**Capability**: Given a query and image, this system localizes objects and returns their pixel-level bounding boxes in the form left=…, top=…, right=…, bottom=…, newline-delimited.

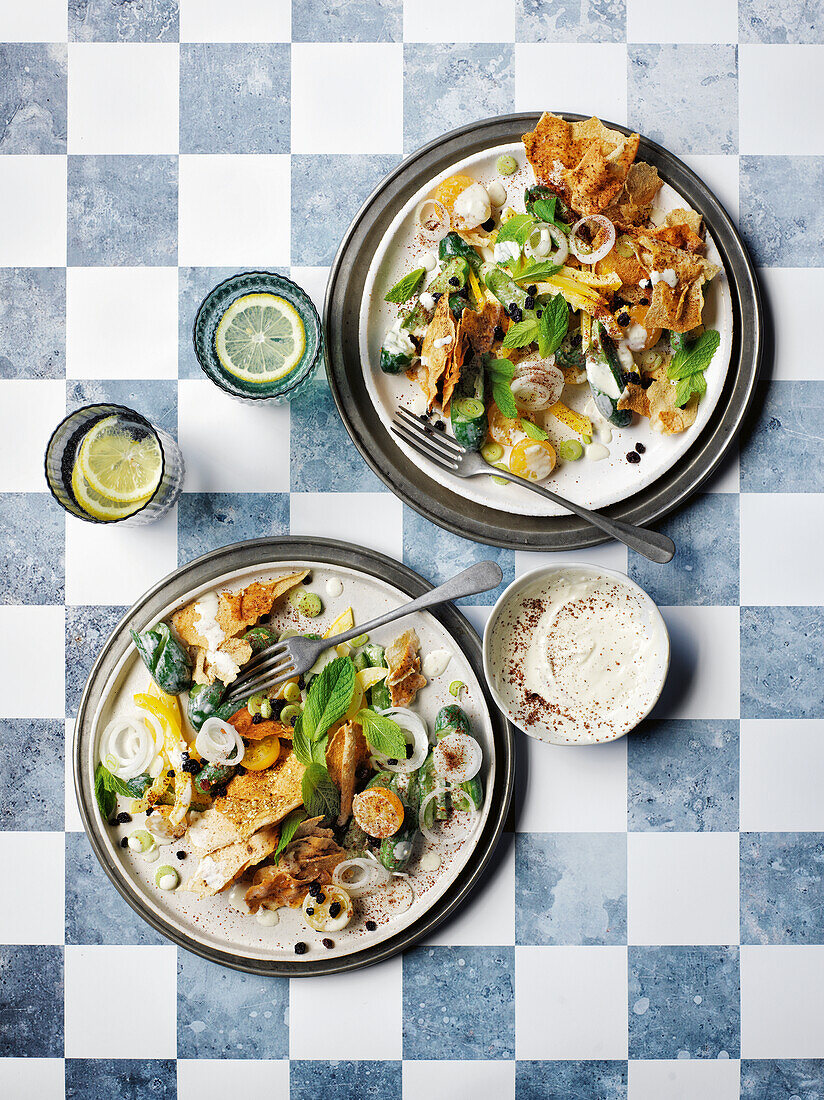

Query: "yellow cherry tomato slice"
left=242, top=734, right=282, bottom=771
left=509, top=439, right=557, bottom=482
left=487, top=404, right=522, bottom=446
left=352, top=786, right=405, bottom=839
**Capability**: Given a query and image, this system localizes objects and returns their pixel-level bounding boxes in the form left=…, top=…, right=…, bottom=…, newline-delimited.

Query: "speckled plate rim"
left=324, top=112, right=763, bottom=550
left=73, top=537, right=515, bottom=977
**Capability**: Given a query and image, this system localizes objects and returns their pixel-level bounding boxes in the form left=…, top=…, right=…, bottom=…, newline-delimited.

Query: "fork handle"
left=490, top=468, right=675, bottom=564
left=327, top=560, right=504, bottom=646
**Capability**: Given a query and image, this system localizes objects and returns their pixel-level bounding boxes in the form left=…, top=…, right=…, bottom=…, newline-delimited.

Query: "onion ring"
left=372, top=707, right=429, bottom=773
left=414, top=198, right=450, bottom=243
left=569, top=214, right=616, bottom=264
left=195, top=717, right=244, bottom=766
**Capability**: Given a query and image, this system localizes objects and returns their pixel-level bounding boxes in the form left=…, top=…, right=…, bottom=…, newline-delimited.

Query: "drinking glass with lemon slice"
left=45, top=404, right=184, bottom=525
left=193, top=271, right=323, bottom=403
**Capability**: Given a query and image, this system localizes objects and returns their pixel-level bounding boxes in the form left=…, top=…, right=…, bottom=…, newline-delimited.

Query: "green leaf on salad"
left=94, top=764, right=116, bottom=820
left=520, top=418, right=549, bottom=441
left=357, top=708, right=407, bottom=759
left=502, top=318, right=539, bottom=349
left=384, top=267, right=426, bottom=304
left=537, top=295, right=569, bottom=358
left=494, top=214, right=535, bottom=248
left=94, top=763, right=151, bottom=818
left=291, top=713, right=313, bottom=766
left=674, top=371, right=708, bottom=409
left=486, top=357, right=516, bottom=381
left=301, top=655, right=356, bottom=745
left=272, top=808, right=306, bottom=864
left=667, top=329, right=720, bottom=380
left=531, top=195, right=559, bottom=225
left=301, top=762, right=341, bottom=820
left=515, top=260, right=562, bottom=283
left=492, top=379, right=519, bottom=420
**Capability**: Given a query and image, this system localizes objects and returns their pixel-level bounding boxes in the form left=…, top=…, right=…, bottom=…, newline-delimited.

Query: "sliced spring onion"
left=569, top=215, right=616, bottom=265
left=283, top=682, right=302, bottom=704
left=373, top=707, right=429, bottom=773
left=332, top=856, right=392, bottom=898
left=480, top=442, right=504, bottom=464
left=449, top=681, right=466, bottom=698
left=496, top=154, right=518, bottom=176
left=559, top=438, right=584, bottom=461
left=155, top=865, right=180, bottom=890
left=280, top=703, right=302, bottom=726
left=195, top=717, right=244, bottom=766
left=349, top=633, right=369, bottom=648
left=433, top=732, right=483, bottom=784
left=414, top=198, right=450, bottom=242
left=491, top=462, right=511, bottom=486
left=127, top=829, right=155, bottom=853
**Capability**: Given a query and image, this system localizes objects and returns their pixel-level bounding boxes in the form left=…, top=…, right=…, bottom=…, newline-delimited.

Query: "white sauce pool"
left=325, top=577, right=344, bottom=598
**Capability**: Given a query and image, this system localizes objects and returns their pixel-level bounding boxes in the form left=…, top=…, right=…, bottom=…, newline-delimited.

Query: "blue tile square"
left=403, top=509, right=514, bottom=606
left=290, top=376, right=385, bottom=491
left=515, top=0, right=626, bottom=42
left=627, top=720, right=739, bottom=832
left=292, top=0, right=402, bottom=41
left=69, top=0, right=179, bottom=42
left=291, top=1061, right=401, bottom=1100
left=741, top=1059, right=824, bottom=1098
left=741, top=606, right=823, bottom=720
left=179, top=44, right=290, bottom=155
left=628, top=946, right=740, bottom=1060
left=628, top=45, right=738, bottom=155
left=291, top=154, right=400, bottom=266
left=403, top=45, right=515, bottom=154
left=177, top=949, right=289, bottom=1059
left=66, top=1059, right=176, bottom=1100
left=0, top=945, right=63, bottom=1057
left=628, top=494, right=739, bottom=606
left=67, top=379, right=178, bottom=441
left=0, top=494, right=65, bottom=605
left=178, top=492, right=290, bottom=565
left=65, top=833, right=166, bottom=946
left=515, top=833, right=627, bottom=946
left=0, top=718, right=64, bottom=831
left=516, top=1060, right=628, bottom=1100
left=740, top=157, right=824, bottom=267
left=741, top=833, right=824, bottom=945
left=740, top=382, right=824, bottom=492
left=0, top=43, right=66, bottom=155
left=0, top=268, right=65, bottom=379
left=403, top=946, right=515, bottom=1059
left=66, top=605, right=127, bottom=717
left=68, top=155, right=178, bottom=267
left=739, top=0, right=824, bottom=43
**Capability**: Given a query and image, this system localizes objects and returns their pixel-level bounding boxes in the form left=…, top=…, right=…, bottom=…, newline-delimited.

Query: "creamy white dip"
left=488, top=568, right=667, bottom=744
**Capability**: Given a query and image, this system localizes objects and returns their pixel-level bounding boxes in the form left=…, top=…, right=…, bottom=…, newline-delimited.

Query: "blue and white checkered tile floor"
left=1, top=0, right=823, bottom=1097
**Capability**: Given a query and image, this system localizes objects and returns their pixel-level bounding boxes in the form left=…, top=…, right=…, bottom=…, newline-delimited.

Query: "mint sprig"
left=272, top=808, right=306, bottom=864
left=357, top=709, right=407, bottom=759
left=502, top=317, right=539, bottom=349
left=486, top=357, right=520, bottom=419
left=495, top=214, right=535, bottom=248
left=667, top=329, right=719, bottom=409
left=514, top=260, right=562, bottom=283
left=537, top=295, right=569, bottom=358
left=301, top=762, right=341, bottom=820
left=384, top=267, right=426, bottom=304
left=520, top=418, right=549, bottom=441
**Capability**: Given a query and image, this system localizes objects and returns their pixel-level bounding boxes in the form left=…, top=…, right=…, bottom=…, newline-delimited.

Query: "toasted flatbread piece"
left=645, top=208, right=704, bottom=253
left=385, top=628, right=427, bottom=708
left=326, top=720, right=370, bottom=824
left=618, top=363, right=699, bottom=435
left=245, top=823, right=347, bottom=912
left=227, top=706, right=293, bottom=743
left=184, top=825, right=279, bottom=898
left=603, top=161, right=662, bottom=228
left=419, top=293, right=455, bottom=408
left=635, top=235, right=719, bottom=334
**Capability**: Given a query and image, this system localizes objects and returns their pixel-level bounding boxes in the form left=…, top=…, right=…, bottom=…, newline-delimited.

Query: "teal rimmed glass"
left=192, top=271, right=323, bottom=404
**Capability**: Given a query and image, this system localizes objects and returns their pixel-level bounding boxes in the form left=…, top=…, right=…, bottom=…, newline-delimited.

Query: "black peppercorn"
left=119, top=837, right=128, bottom=848
left=626, top=451, right=641, bottom=464
left=365, top=920, right=377, bottom=931
left=176, top=851, right=186, bottom=860
left=328, top=902, right=342, bottom=918
left=322, top=938, right=334, bottom=949
left=635, top=442, right=646, bottom=454
left=116, top=812, right=132, bottom=825
left=252, top=713, right=263, bottom=724
left=481, top=217, right=496, bottom=232
left=294, top=942, right=308, bottom=955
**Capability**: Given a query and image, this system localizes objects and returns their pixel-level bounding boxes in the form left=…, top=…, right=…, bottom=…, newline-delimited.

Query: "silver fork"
left=391, top=408, right=675, bottom=564
left=221, top=559, right=503, bottom=703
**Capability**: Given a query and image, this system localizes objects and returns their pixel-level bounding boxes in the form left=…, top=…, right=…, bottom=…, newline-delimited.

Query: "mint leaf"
left=492, top=379, right=519, bottom=420
left=674, top=371, right=707, bottom=408
left=94, top=764, right=116, bottom=820
left=384, top=267, right=426, bottom=304
left=291, top=713, right=313, bottom=766
left=502, top=318, right=539, bottom=349
left=520, top=418, right=548, bottom=441
left=531, top=195, right=557, bottom=223
left=486, top=357, right=516, bottom=382
left=515, top=260, right=562, bottom=283
left=301, top=762, right=340, bottom=820
left=495, top=214, right=535, bottom=248
left=302, top=655, right=355, bottom=744
left=357, top=709, right=407, bottom=758
left=537, top=295, right=569, bottom=358
left=667, top=329, right=720, bottom=380
left=272, top=808, right=306, bottom=864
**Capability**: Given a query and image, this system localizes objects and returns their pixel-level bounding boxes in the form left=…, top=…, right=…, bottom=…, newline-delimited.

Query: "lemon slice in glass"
left=78, top=416, right=163, bottom=504
left=215, top=293, right=306, bottom=384
left=71, top=463, right=152, bottom=522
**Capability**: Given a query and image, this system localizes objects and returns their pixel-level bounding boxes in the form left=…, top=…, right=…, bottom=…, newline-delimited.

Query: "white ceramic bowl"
left=482, top=564, right=670, bottom=746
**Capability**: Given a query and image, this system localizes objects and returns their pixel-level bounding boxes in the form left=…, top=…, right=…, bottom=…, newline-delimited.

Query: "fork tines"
left=391, top=408, right=463, bottom=470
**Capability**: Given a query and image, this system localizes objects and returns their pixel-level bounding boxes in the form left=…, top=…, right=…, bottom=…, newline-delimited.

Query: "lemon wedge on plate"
left=215, top=293, right=306, bottom=384
left=78, top=416, right=163, bottom=505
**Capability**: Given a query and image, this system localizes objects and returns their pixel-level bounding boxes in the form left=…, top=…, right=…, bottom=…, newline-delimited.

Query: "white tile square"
left=288, top=266, right=330, bottom=316
left=740, top=46, right=824, bottom=155
left=178, top=379, right=290, bottom=491
left=0, top=156, right=66, bottom=266
left=515, top=542, right=629, bottom=577
left=628, top=1059, right=740, bottom=1100
left=0, top=833, right=64, bottom=945
left=0, top=1060, right=65, bottom=1100
left=289, top=956, right=402, bottom=1060
left=680, top=155, right=740, bottom=221
left=627, top=0, right=738, bottom=42
left=0, top=607, right=64, bottom=719
left=65, top=718, right=84, bottom=832
left=760, top=268, right=824, bottom=380
left=425, top=834, right=515, bottom=946
left=291, top=44, right=403, bottom=154
left=177, top=1060, right=290, bottom=1100
left=0, top=0, right=67, bottom=40
left=741, top=494, right=824, bottom=605
left=653, top=606, right=740, bottom=720
left=66, top=267, right=178, bottom=379
left=515, top=44, right=627, bottom=125
left=289, top=492, right=403, bottom=561
left=66, top=505, right=177, bottom=605
left=405, top=0, right=515, bottom=41
left=403, top=1060, right=516, bottom=1100
left=627, top=833, right=740, bottom=946
left=518, top=732, right=627, bottom=833
left=740, top=719, right=824, bottom=831
left=68, top=43, right=179, bottom=155
left=65, top=945, right=177, bottom=1057
left=741, top=945, right=824, bottom=1057
left=0, top=380, right=67, bottom=492
left=516, top=945, right=628, bottom=1059
left=178, top=154, right=291, bottom=266
left=179, top=0, right=291, bottom=41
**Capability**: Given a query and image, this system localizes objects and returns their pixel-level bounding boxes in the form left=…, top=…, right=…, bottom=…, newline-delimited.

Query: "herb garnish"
left=667, top=329, right=720, bottom=408
left=292, top=654, right=356, bottom=817
left=357, top=708, right=407, bottom=758
left=384, top=267, right=426, bottom=304
left=537, top=294, right=569, bottom=358
left=271, top=807, right=306, bottom=864
left=94, top=763, right=151, bottom=819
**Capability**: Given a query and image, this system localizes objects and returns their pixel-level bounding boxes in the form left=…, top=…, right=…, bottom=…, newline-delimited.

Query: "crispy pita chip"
left=441, top=312, right=470, bottom=414
left=635, top=235, right=719, bottom=334
left=522, top=113, right=640, bottom=217
left=419, top=293, right=456, bottom=408
left=227, top=706, right=292, bottom=743
left=456, top=226, right=493, bottom=250
left=385, top=629, right=427, bottom=708
left=461, top=300, right=506, bottom=354
left=216, top=574, right=308, bottom=637
left=245, top=821, right=346, bottom=912
left=326, top=720, right=370, bottom=825
left=646, top=208, right=705, bottom=253
left=617, top=364, right=699, bottom=435
left=184, top=825, right=279, bottom=898
left=603, top=161, right=662, bottom=228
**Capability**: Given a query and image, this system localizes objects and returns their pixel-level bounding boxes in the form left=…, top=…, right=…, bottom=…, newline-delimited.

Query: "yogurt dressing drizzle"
left=193, top=592, right=236, bottom=683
